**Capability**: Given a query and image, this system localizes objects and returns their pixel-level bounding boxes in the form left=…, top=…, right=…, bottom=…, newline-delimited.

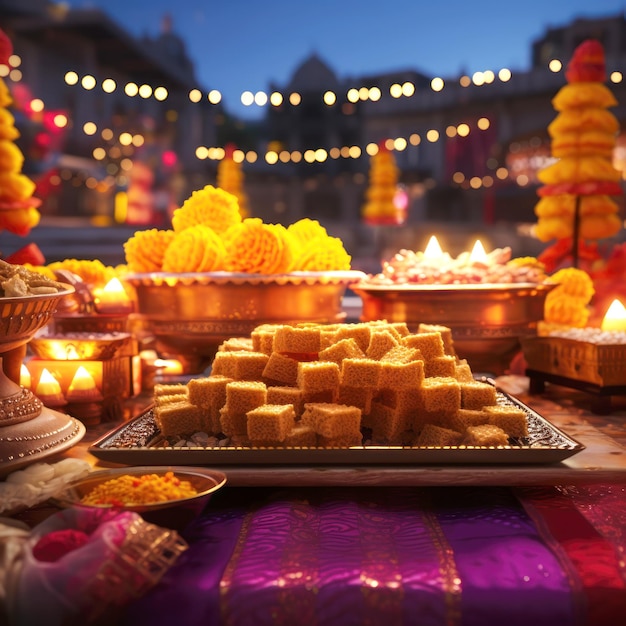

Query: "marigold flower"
left=549, top=267, right=595, bottom=301
left=293, top=235, right=352, bottom=271
left=223, top=218, right=286, bottom=274
left=124, top=228, right=176, bottom=273
left=287, top=218, right=329, bottom=246
left=172, top=184, right=242, bottom=234
left=47, top=258, right=116, bottom=287
left=162, top=224, right=226, bottom=273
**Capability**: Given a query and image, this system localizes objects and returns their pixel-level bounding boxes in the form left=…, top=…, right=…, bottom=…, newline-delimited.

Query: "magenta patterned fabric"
left=119, top=485, right=626, bottom=626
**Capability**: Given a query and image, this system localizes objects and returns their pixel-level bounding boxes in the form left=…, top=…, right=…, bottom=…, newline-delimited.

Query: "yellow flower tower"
left=217, top=144, right=249, bottom=218
left=534, top=39, right=623, bottom=266
left=362, top=141, right=402, bottom=225
left=0, top=28, right=41, bottom=238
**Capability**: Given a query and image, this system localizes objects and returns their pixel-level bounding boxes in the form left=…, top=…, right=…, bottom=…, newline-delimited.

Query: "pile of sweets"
left=367, top=246, right=547, bottom=285
left=123, top=185, right=351, bottom=274
left=534, top=39, right=623, bottom=242
left=152, top=321, right=529, bottom=448
left=0, top=258, right=67, bottom=297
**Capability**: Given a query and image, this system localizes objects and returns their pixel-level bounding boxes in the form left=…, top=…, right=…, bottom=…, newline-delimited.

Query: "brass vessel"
left=352, top=282, right=555, bottom=374
left=123, top=271, right=366, bottom=372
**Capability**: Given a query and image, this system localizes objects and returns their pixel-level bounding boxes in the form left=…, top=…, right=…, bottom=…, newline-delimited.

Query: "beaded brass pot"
left=0, top=286, right=85, bottom=476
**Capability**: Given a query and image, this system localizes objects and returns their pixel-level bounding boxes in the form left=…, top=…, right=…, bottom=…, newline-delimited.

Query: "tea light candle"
left=35, top=368, right=67, bottom=407
left=423, top=235, right=445, bottom=260
left=66, top=365, right=103, bottom=403
left=601, top=298, right=626, bottom=332
left=94, top=277, right=133, bottom=315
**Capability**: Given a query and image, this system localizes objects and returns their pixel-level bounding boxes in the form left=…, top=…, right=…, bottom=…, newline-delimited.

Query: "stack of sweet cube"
left=152, top=321, right=529, bottom=448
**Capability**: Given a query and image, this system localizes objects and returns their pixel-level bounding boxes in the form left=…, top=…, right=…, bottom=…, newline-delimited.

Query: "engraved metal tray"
left=90, top=390, right=584, bottom=467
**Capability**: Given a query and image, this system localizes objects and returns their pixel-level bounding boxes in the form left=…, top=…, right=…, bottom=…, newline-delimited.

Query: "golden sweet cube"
left=454, top=360, right=474, bottom=382
left=262, top=352, right=299, bottom=385
left=378, top=359, right=425, bottom=390
left=318, top=337, right=365, bottom=365
left=418, top=324, right=455, bottom=356
left=267, top=385, right=304, bottom=417
left=462, top=424, right=510, bottom=446
left=425, top=355, right=457, bottom=378
left=187, top=376, right=213, bottom=408
left=154, top=383, right=188, bottom=398
left=155, top=392, right=188, bottom=408
left=247, top=404, right=296, bottom=442
left=211, top=351, right=238, bottom=378
left=273, top=325, right=321, bottom=354
left=284, top=424, right=317, bottom=447
left=302, top=389, right=336, bottom=404
left=300, top=402, right=361, bottom=438
left=402, top=332, right=445, bottom=360
left=484, top=405, right=529, bottom=438
left=420, top=377, right=461, bottom=413
left=414, top=423, right=463, bottom=447
left=297, top=360, right=341, bottom=393
left=251, top=324, right=283, bottom=355
left=368, top=401, right=405, bottom=443
left=381, top=344, right=423, bottom=364
left=340, top=358, right=382, bottom=388
left=332, top=323, right=373, bottom=352
left=336, top=384, right=373, bottom=414
left=376, top=387, right=421, bottom=425
left=460, top=381, right=498, bottom=410
left=230, top=351, right=270, bottom=381
left=218, top=337, right=254, bottom=352
left=224, top=380, right=267, bottom=415
left=366, top=330, right=399, bottom=360
left=192, top=375, right=233, bottom=434
left=156, top=401, right=203, bottom=437
left=219, top=407, right=248, bottom=437
left=445, top=408, right=491, bottom=433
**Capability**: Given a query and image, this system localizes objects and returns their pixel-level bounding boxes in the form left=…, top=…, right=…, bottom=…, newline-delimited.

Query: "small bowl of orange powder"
left=52, top=466, right=227, bottom=530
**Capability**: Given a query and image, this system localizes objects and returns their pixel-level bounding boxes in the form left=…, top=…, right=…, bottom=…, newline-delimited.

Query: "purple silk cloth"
left=120, top=486, right=580, bottom=626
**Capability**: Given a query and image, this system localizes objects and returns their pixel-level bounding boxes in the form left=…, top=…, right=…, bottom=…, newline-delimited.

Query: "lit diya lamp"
left=34, top=368, right=67, bottom=408
left=94, top=277, right=134, bottom=315
left=601, top=298, right=626, bottom=333
left=65, top=365, right=104, bottom=424
left=352, top=236, right=554, bottom=374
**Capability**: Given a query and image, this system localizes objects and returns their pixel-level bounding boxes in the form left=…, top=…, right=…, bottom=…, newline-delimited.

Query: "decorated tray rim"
left=122, top=270, right=367, bottom=287
left=89, top=391, right=585, bottom=467
left=351, top=282, right=553, bottom=294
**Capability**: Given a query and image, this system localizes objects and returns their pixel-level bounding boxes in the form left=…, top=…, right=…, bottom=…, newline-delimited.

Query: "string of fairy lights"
left=2, top=53, right=625, bottom=193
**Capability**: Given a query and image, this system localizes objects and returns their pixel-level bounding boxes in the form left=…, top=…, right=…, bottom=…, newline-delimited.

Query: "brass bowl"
left=0, top=284, right=75, bottom=354
left=123, top=271, right=366, bottom=372
left=51, top=465, right=227, bottom=531
left=352, top=282, right=555, bottom=374
left=29, top=331, right=137, bottom=361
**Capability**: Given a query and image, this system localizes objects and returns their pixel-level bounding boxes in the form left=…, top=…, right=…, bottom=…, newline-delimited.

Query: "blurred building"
left=0, top=0, right=219, bottom=224
left=0, top=2, right=625, bottom=260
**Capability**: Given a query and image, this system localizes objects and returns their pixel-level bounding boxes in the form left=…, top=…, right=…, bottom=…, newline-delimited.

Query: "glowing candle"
left=423, top=235, right=444, bottom=260
left=20, top=364, right=31, bottom=389
left=601, top=298, right=626, bottom=332
left=67, top=365, right=103, bottom=403
left=95, top=277, right=133, bottom=314
left=469, top=240, right=488, bottom=264
left=154, top=358, right=184, bottom=375
left=35, top=368, right=66, bottom=407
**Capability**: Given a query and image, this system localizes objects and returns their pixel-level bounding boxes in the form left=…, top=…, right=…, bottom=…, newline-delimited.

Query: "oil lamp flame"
left=469, top=240, right=488, bottom=264
left=601, top=298, right=626, bottom=332
left=423, top=235, right=444, bottom=260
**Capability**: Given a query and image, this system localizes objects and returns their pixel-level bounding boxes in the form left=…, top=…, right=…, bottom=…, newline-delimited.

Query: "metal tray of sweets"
left=89, top=390, right=584, bottom=469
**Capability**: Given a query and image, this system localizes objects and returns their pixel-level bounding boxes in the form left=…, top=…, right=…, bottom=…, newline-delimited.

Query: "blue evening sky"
left=64, top=0, right=626, bottom=118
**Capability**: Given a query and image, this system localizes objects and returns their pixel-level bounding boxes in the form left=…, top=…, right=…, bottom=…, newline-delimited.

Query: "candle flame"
left=601, top=298, right=626, bottom=332
left=154, top=358, right=184, bottom=375
left=68, top=365, right=97, bottom=391
left=103, top=277, right=127, bottom=295
left=20, top=364, right=31, bottom=389
left=469, top=239, right=488, bottom=263
left=423, top=235, right=444, bottom=260
left=36, top=368, right=62, bottom=395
